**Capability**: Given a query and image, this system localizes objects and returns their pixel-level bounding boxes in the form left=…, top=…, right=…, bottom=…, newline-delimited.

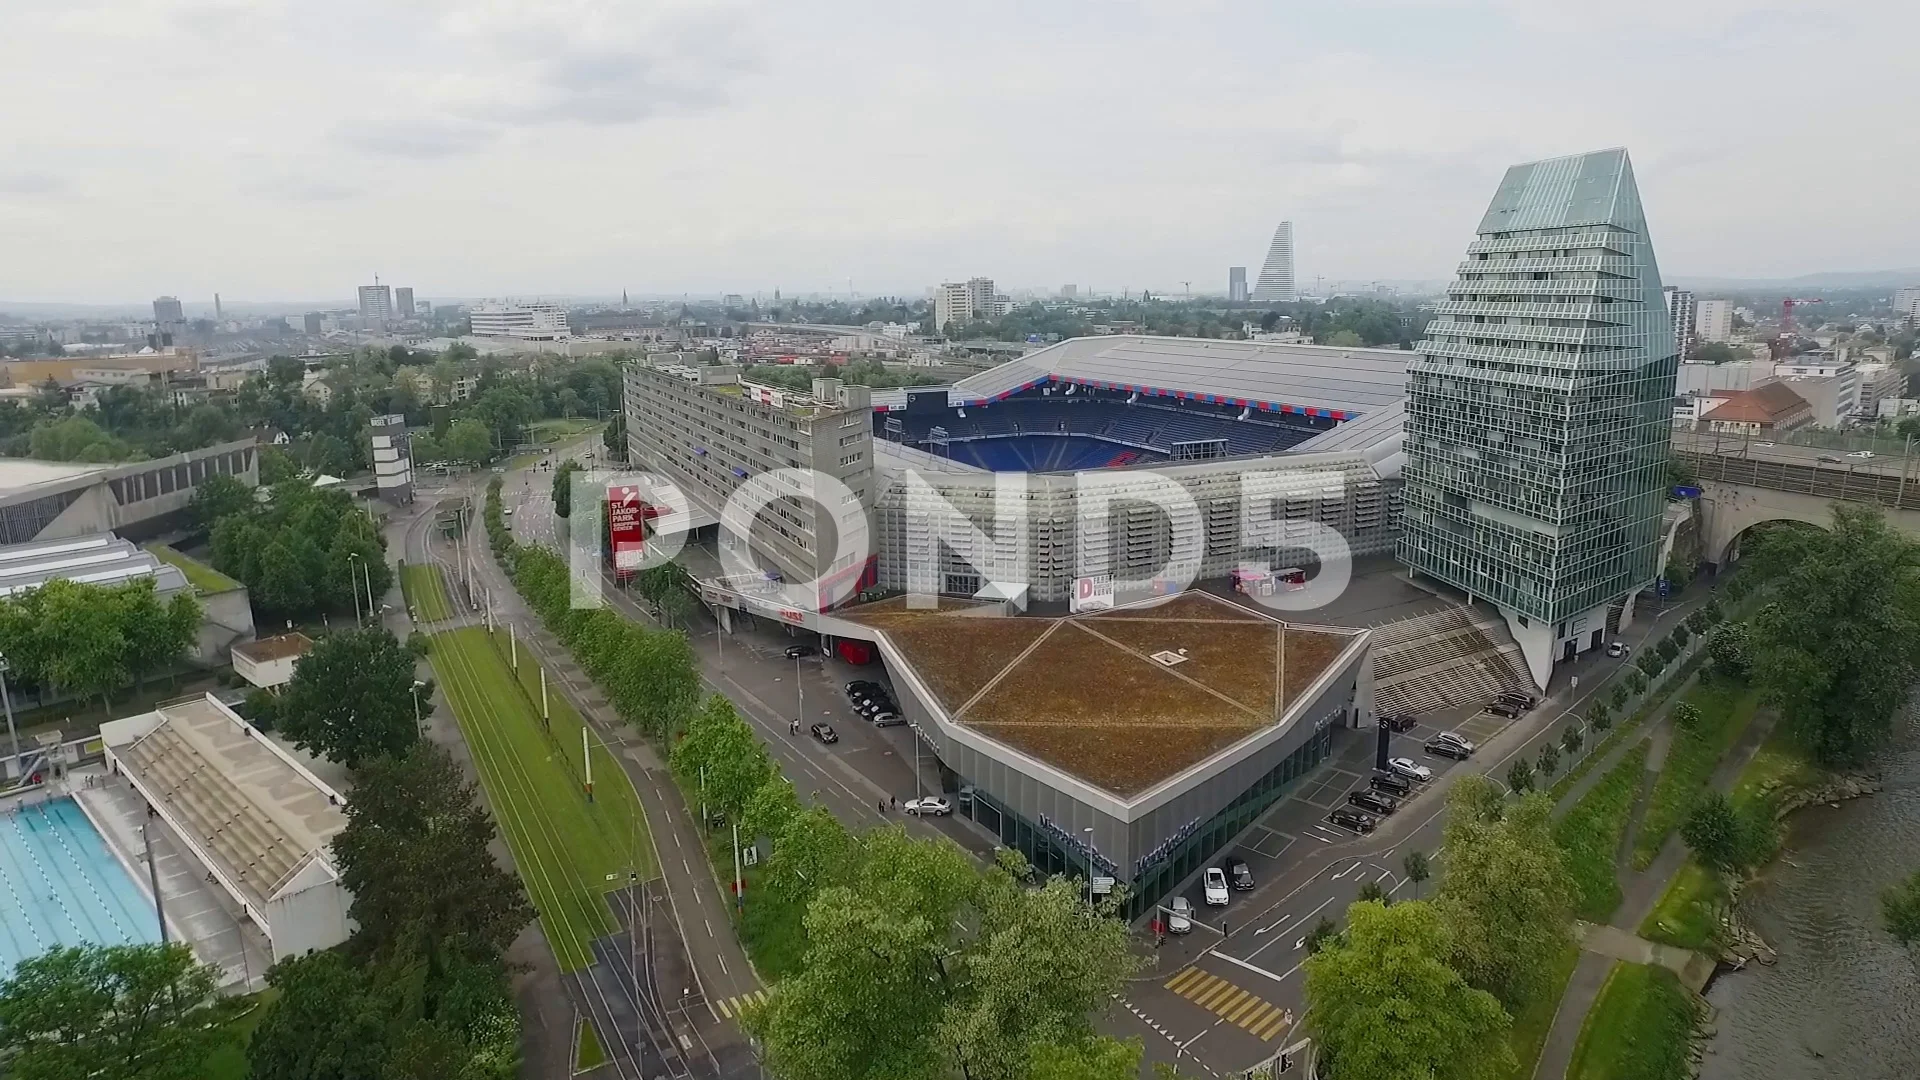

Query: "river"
left=1699, top=704, right=1920, bottom=1079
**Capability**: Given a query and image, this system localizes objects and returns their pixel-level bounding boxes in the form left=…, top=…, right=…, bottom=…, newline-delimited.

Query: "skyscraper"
left=1398, top=148, right=1677, bottom=687
left=1663, top=286, right=1696, bottom=359
left=395, top=287, right=415, bottom=317
left=358, top=284, right=393, bottom=319
left=1694, top=299, right=1733, bottom=343
left=152, top=296, right=183, bottom=324
left=1228, top=266, right=1249, bottom=303
left=1251, top=223, right=1295, bottom=302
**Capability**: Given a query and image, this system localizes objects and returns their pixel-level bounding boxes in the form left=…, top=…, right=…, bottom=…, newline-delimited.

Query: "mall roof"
left=0, top=534, right=188, bottom=598
left=840, top=591, right=1359, bottom=797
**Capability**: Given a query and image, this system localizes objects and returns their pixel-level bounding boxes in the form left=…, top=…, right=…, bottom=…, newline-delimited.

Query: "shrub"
left=1672, top=702, right=1702, bottom=731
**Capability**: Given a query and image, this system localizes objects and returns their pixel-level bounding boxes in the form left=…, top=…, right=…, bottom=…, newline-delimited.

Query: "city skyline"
left=1, top=1, right=1914, bottom=303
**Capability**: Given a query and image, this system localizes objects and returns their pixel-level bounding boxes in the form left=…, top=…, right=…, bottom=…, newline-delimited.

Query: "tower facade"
left=1251, top=222, right=1295, bottom=302
left=1228, top=266, right=1248, bottom=303
left=1398, top=148, right=1677, bottom=687
left=1663, top=286, right=1696, bottom=360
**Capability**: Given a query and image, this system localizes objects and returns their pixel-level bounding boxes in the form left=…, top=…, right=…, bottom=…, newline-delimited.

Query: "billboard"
left=1070, top=573, right=1115, bottom=613
left=608, top=484, right=646, bottom=572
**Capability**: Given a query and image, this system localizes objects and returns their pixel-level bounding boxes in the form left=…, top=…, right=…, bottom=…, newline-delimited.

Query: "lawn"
left=530, top=417, right=605, bottom=442
left=145, top=542, right=243, bottom=595
left=1631, top=677, right=1761, bottom=869
left=1505, top=944, right=1581, bottom=1080
left=202, top=988, right=279, bottom=1080
left=575, top=1015, right=608, bottom=1071
left=1567, top=962, right=1700, bottom=1080
left=1555, top=740, right=1651, bottom=922
left=431, top=626, right=656, bottom=972
left=402, top=562, right=456, bottom=623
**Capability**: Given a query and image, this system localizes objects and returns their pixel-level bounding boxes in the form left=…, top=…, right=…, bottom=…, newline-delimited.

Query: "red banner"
left=608, top=485, right=645, bottom=571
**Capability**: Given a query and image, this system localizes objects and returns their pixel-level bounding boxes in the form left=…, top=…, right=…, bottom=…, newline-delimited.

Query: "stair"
left=1372, top=604, right=1534, bottom=716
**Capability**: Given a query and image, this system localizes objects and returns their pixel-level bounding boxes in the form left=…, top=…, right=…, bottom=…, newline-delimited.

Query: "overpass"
left=1672, top=430, right=1920, bottom=565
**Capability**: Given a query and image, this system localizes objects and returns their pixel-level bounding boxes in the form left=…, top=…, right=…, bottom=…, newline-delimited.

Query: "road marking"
left=1207, top=949, right=1293, bottom=986
left=1162, top=966, right=1293, bottom=1041
left=714, top=989, right=768, bottom=1019
left=704, top=919, right=713, bottom=938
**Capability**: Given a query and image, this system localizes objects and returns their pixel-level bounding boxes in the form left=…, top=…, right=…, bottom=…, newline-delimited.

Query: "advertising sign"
left=1070, top=574, right=1115, bottom=614
left=608, top=484, right=646, bottom=572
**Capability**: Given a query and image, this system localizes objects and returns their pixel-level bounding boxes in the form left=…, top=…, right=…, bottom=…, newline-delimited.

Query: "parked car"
left=1606, top=640, right=1630, bottom=658
left=845, top=680, right=884, bottom=696
left=1387, top=757, right=1433, bottom=782
left=1485, top=702, right=1520, bottom=719
left=869, top=711, right=906, bottom=728
left=1370, top=771, right=1412, bottom=797
left=1228, top=859, right=1254, bottom=891
left=1495, top=691, right=1536, bottom=711
left=1327, top=807, right=1377, bottom=833
left=1818, top=454, right=1841, bottom=463
left=1434, top=731, right=1475, bottom=753
left=905, top=796, right=952, bottom=816
left=1167, top=896, right=1194, bottom=934
left=809, top=722, right=838, bottom=744
left=1424, top=738, right=1473, bottom=761
left=1203, top=867, right=1230, bottom=906
left=1381, top=713, right=1419, bottom=732
left=1348, top=789, right=1400, bottom=815
left=784, top=643, right=818, bottom=659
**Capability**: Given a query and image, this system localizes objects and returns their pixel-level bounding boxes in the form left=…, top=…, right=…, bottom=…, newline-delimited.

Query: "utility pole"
left=143, top=811, right=168, bottom=943
left=0, top=653, right=17, bottom=767
left=583, top=726, right=594, bottom=802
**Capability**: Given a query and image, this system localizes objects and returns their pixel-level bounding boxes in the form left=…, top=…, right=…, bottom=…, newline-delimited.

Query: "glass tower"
left=1398, top=148, right=1676, bottom=683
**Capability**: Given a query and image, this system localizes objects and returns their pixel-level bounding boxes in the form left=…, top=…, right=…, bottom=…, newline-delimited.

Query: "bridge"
left=1672, top=430, right=1920, bottom=565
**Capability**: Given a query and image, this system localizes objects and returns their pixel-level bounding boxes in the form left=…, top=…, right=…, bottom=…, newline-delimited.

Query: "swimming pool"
left=0, top=798, right=162, bottom=979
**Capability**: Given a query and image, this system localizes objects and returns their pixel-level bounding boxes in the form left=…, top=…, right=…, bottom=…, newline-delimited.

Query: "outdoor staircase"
left=1371, top=604, right=1534, bottom=717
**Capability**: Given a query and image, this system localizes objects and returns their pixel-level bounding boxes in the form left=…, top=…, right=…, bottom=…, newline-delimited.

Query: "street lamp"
left=411, top=680, right=427, bottom=738
left=347, top=553, right=364, bottom=626
left=0, top=652, right=17, bottom=770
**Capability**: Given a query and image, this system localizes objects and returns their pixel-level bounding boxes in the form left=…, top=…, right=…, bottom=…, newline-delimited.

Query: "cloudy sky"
left=1, top=0, right=1913, bottom=305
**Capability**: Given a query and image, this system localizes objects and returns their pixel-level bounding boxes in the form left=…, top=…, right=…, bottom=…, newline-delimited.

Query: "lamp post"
left=411, top=680, right=426, bottom=738
left=1083, top=827, right=1097, bottom=909
left=347, top=553, right=364, bottom=625
left=0, top=653, right=16, bottom=769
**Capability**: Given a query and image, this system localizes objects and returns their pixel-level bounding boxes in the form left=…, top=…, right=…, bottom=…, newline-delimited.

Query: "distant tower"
left=1228, top=267, right=1248, bottom=303
left=214, top=293, right=223, bottom=320
left=358, top=279, right=393, bottom=319
left=1251, top=223, right=1296, bottom=302
left=622, top=289, right=629, bottom=307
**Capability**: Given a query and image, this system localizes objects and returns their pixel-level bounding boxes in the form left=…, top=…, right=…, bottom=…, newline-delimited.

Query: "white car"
left=1387, top=757, right=1433, bottom=782
left=1606, top=640, right=1630, bottom=658
left=1433, top=731, right=1476, bottom=754
left=904, top=797, right=951, bottom=817
left=1203, top=867, right=1230, bottom=906
left=1754, top=442, right=1774, bottom=448
left=1848, top=450, right=1875, bottom=459
left=1167, top=896, right=1194, bottom=934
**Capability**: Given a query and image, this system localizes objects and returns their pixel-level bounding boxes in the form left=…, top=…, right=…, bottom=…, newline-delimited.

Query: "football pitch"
left=430, top=626, right=657, bottom=971
left=402, top=563, right=456, bottom=623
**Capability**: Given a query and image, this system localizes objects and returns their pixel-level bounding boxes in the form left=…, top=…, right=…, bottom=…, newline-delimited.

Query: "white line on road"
left=704, top=919, right=714, bottom=938
left=1207, top=948, right=1293, bottom=985
left=1246, top=897, right=1336, bottom=961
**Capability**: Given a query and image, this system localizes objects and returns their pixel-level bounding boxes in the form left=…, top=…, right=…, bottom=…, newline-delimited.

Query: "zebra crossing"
left=714, top=989, right=769, bottom=1019
left=1163, top=967, right=1293, bottom=1041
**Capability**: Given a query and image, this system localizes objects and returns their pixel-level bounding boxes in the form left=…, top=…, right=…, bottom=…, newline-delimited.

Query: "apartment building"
left=1695, top=299, right=1733, bottom=343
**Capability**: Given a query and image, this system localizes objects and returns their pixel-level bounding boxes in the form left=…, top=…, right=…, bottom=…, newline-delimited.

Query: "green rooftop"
left=146, top=543, right=243, bottom=595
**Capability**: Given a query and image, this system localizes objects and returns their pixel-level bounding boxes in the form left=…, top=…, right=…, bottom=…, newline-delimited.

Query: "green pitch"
left=402, top=563, right=457, bottom=623
left=431, top=626, right=656, bottom=971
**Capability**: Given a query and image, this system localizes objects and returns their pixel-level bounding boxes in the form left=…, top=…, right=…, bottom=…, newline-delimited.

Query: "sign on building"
left=1070, top=573, right=1115, bottom=613
left=608, top=484, right=647, bottom=572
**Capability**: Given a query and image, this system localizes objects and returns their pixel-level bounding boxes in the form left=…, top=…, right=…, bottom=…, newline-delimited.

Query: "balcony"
left=1465, top=232, right=1636, bottom=256
left=1456, top=256, right=1636, bottom=276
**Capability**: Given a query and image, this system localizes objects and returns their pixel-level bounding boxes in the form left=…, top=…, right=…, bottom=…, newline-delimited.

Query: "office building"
left=152, top=296, right=184, bottom=325
left=1229, top=267, right=1249, bottom=303
left=934, top=278, right=1000, bottom=332
left=1663, top=286, right=1697, bottom=359
left=357, top=284, right=393, bottom=320
left=1399, top=148, right=1677, bottom=687
left=1695, top=298, right=1733, bottom=343
left=394, top=288, right=415, bottom=317
left=468, top=301, right=569, bottom=341
left=1251, top=222, right=1296, bottom=302
left=1772, top=360, right=1860, bottom=427
left=1854, top=362, right=1905, bottom=418
left=302, top=312, right=323, bottom=335
left=1896, top=287, right=1920, bottom=326
left=368, top=414, right=413, bottom=505
left=1060, top=285, right=1077, bottom=299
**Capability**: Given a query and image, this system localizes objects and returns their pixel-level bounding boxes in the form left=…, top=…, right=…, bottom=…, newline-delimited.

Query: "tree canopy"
left=208, top=480, right=392, bottom=621
left=1434, top=779, right=1574, bottom=1010
left=0, top=577, right=198, bottom=707
left=0, top=943, right=236, bottom=1080
left=276, top=625, right=421, bottom=768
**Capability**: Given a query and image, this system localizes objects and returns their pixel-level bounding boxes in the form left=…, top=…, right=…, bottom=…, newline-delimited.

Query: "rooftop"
left=232, top=632, right=315, bottom=664
left=0, top=534, right=188, bottom=598
left=843, top=591, right=1355, bottom=796
left=0, top=458, right=105, bottom=496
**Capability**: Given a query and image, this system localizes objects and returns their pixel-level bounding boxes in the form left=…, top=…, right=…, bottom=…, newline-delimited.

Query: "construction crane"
left=1781, top=297, right=1824, bottom=334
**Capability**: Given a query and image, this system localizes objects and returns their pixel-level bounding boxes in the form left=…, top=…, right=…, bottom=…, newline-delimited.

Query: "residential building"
left=1853, top=362, right=1905, bottom=418
left=934, top=281, right=975, bottom=334
left=152, top=296, right=184, bottom=325
left=1704, top=382, right=1812, bottom=435
left=394, top=288, right=415, bottom=317
left=1251, top=222, right=1296, bottom=302
left=302, top=312, right=323, bottom=334
left=152, top=295, right=184, bottom=347
left=469, top=301, right=570, bottom=341
left=1897, top=287, right=1920, bottom=326
left=1228, top=266, right=1249, bottom=303
left=368, top=414, right=413, bottom=505
left=1663, top=286, right=1697, bottom=359
left=1695, top=298, right=1733, bottom=342
left=357, top=284, right=393, bottom=320
left=1399, top=148, right=1677, bottom=687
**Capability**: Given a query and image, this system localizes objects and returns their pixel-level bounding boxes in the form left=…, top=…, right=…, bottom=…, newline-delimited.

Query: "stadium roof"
left=899, top=336, right=1411, bottom=421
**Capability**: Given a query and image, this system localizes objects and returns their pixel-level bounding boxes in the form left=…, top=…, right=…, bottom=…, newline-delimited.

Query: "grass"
left=1550, top=653, right=1707, bottom=801
left=145, top=542, right=243, bottom=594
left=574, top=1015, right=608, bottom=1072
left=201, top=988, right=280, bottom=1080
left=431, top=626, right=656, bottom=971
left=1505, top=944, right=1581, bottom=1080
left=1631, top=677, right=1762, bottom=869
left=680, top=773, right=810, bottom=982
left=530, top=417, right=605, bottom=442
left=1566, top=962, right=1700, bottom=1080
left=402, top=562, right=456, bottom=623
left=1555, top=740, right=1651, bottom=922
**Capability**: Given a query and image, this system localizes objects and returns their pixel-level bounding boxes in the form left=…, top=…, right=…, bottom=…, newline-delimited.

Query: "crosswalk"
left=1163, top=967, right=1293, bottom=1041
left=715, top=989, right=769, bottom=1019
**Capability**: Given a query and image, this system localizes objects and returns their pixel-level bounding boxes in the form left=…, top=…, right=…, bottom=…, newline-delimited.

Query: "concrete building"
left=232, top=632, right=314, bottom=690
left=1896, top=287, right=1920, bottom=327
left=934, top=279, right=1002, bottom=333
left=1703, top=382, right=1812, bottom=435
left=394, top=287, right=415, bottom=317
left=1854, top=362, right=1906, bottom=418
left=1664, top=286, right=1697, bottom=359
left=623, top=363, right=876, bottom=604
left=1228, top=266, right=1249, bottom=303
left=357, top=285, right=393, bottom=320
left=1695, top=298, right=1734, bottom=343
left=469, top=301, right=570, bottom=341
left=302, top=312, right=323, bottom=334
left=1060, top=285, right=1077, bottom=299
left=0, top=439, right=258, bottom=547
left=1773, top=362, right=1860, bottom=428
left=1399, top=148, right=1677, bottom=687
left=368, top=413, right=413, bottom=504
left=1677, top=359, right=1771, bottom=396
left=1251, top=222, right=1296, bottom=302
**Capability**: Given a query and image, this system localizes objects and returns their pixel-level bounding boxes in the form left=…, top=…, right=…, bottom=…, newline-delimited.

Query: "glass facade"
left=1399, top=149, right=1677, bottom=625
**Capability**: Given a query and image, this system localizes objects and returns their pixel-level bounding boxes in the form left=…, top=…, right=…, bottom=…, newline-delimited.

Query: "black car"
left=1380, top=713, right=1419, bottom=733
left=1495, top=691, right=1535, bottom=711
left=785, top=643, right=818, bottom=659
left=1485, top=701, right=1520, bottom=719
left=855, top=696, right=898, bottom=717
left=845, top=680, right=884, bottom=696
left=1369, top=771, right=1412, bottom=797
left=1228, top=859, right=1254, bottom=891
left=1327, top=807, right=1377, bottom=833
left=1424, top=738, right=1473, bottom=760
left=1348, top=789, right=1399, bottom=815
left=810, top=722, right=838, bottom=744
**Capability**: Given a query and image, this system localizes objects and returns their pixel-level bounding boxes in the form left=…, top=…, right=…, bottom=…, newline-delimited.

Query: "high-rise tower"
left=1251, top=222, right=1295, bottom=302
left=1398, top=148, right=1677, bottom=687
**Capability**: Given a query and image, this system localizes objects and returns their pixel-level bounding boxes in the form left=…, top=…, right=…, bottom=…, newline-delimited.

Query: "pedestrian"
left=890, top=794, right=898, bottom=810
left=878, top=799, right=886, bottom=813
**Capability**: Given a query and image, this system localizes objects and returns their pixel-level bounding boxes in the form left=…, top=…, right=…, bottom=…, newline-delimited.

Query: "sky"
left=1, top=0, right=1914, bottom=306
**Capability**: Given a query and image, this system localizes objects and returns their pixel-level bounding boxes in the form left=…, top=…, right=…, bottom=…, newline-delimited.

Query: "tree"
left=116, top=581, right=199, bottom=688
left=331, top=742, right=533, bottom=958
left=1403, top=850, right=1431, bottom=898
left=0, top=943, right=233, bottom=1080
left=1506, top=758, right=1535, bottom=795
left=277, top=626, right=420, bottom=768
left=1304, top=915, right=1340, bottom=954
left=444, top=417, right=493, bottom=465
left=1561, top=725, right=1584, bottom=757
left=1624, top=670, right=1648, bottom=697
left=1590, top=701, right=1614, bottom=733
left=1672, top=625, right=1691, bottom=649
left=36, top=577, right=131, bottom=707
left=1680, top=791, right=1747, bottom=873
left=670, top=695, right=774, bottom=822
left=1883, top=869, right=1920, bottom=946
left=603, top=411, right=627, bottom=461
left=189, top=473, right=254, bottom=530
left=1028, top=1037, right=1143, bottom=1080
left=1304, top=900, right=1513, bottom=1080
left=1707, top=621, right=1752, bottom=679
left=1536, top=742, right=1560, bottom=779
left=259, top=445, right=300, bottom=484
left=1610, top=683, right=1631, bottom=711
left=1655, top=636, right=1680, bottom=663
left=1746, top=505, right=1920, bottom=765
left=1355, top=879, right=1388, bottom=905
left=247, top=949, right=394, bottom=1080
left=1435, top=788, right=1574, bottom=1010
left=551, top=458, right=582, bottom=521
